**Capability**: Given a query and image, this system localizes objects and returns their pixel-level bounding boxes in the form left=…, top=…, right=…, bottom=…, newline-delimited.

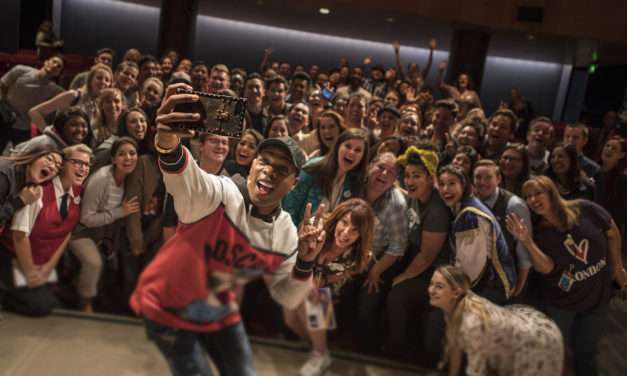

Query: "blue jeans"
left=545, top=303, right=608, bottom=376
left=144, top=319, right=256, bottom=376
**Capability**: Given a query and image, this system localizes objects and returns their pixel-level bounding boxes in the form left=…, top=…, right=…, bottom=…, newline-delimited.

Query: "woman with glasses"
left=506, top=175, right=627, bottom=375
left=0, top=144, right=91, bottom=316
left=68, top=138, right=140, bottom=312
left=499, top=143, right=530, bottom=197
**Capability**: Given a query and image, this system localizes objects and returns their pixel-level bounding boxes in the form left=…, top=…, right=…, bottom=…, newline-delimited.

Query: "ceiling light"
left=319, top=8, right=330, bottom=15
left=527, top=34, right=535, bottom=40
left=386, top=17, right=395, bottom=23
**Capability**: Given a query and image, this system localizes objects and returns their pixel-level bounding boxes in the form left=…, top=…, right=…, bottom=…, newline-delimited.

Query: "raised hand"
left=392, top=40, right=401, bottom=53
left=264, top=47, right=273, bottom=56
left=505, top=213, right=531, bottom=243
left=362, top=56, right=372, bottom=65
left=154, top=83, right=200, bottom=149
left=429, top=38, right=437, bottom=49
left=297, top=203, right=327, bottom=262
left=438, top=61, right=447, bottom=71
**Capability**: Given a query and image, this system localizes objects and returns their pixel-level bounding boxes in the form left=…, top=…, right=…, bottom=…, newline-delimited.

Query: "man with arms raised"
left=131, top=84, right=323, bottom=376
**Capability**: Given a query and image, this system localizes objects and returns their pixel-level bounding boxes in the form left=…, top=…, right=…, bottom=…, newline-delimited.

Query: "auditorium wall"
left=59, top=0, right=160, bottom=60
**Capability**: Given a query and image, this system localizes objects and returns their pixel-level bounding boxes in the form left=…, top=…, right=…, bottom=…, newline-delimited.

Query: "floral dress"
left=459, top=295, right=564, bottom=376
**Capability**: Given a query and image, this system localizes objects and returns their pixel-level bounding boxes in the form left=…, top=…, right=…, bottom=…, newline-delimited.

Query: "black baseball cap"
left=257, top=137, right=306, bottom=172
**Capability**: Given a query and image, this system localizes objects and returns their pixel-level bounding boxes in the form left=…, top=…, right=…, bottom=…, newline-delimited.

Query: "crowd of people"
left=0, top=39, right=626, bottom=376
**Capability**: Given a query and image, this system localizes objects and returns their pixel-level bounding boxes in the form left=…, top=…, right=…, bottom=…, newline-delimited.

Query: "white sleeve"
left=10, top=198, right=43, bottom=235
left=161, top=147, right=224, bottom=224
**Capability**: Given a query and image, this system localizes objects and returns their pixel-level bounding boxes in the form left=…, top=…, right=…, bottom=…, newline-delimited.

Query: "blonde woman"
left=29, top=63, right=113, bottom=129
left=429, top=265, right=563, bottom=376
left=92, top=87, right=126, bottom=145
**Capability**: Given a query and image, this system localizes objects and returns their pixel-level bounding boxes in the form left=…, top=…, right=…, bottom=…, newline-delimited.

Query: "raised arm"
left=393, top=41, right=408, bottom=82
left=259, top=48, right=273, bottom=74
left=153, top=83, right=231, bottom=224
left=506, top=213, right=555, bottom=274
left=29, top=90, right=78, bottom=131
left=422, top=38, right=436, bottom=79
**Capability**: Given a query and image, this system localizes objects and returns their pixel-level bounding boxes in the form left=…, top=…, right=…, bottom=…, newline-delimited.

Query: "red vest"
left=1, top=181, right=81, bottom=265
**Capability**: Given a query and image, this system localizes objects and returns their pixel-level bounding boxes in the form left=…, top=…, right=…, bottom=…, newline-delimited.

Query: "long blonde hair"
left=435, top=265, right=489, bottom=371
left=93, top=87, right=126, bottom=143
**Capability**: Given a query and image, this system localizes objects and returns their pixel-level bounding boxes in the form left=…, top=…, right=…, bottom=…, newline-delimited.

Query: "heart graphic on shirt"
left=564, top=238, right=589, bottom=264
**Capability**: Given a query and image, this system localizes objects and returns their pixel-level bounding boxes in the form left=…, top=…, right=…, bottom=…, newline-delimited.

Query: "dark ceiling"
left=128, top=0, right=576, bottom=63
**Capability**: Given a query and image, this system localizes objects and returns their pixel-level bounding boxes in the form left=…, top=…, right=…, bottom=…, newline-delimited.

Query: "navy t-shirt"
left=534, top=200, right=612, bottom=312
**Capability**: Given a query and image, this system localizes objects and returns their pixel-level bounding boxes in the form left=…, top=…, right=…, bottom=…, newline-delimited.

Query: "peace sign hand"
left=297, top=203, right=327, bottom=262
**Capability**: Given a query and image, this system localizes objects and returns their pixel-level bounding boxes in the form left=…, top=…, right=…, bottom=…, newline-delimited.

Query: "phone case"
left=173, top=88, right=247, bottom=138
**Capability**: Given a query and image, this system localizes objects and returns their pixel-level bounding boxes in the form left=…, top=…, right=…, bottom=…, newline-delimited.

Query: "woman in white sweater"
left=69, top=137, right=140, bottom=312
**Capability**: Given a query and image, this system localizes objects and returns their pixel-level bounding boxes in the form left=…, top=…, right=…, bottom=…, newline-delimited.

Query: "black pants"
left=386, top=273, right=432, bottom=361
left=354, top=261, right=403, bottom=354
left=0, top=247, right=58, bottom=316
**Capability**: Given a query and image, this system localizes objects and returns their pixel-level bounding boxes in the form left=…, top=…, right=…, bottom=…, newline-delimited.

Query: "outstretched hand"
left=505, top=213, right=531, bottom=244
left=438, top=60, right=447, bottom=71
left=297, top=203, right=327, bottom=262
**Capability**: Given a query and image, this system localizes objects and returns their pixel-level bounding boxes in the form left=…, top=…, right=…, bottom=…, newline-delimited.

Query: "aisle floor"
left=0, top=311, right=427, bottom=376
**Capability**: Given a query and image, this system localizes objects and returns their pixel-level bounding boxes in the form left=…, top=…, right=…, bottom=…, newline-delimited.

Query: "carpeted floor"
left=0, top=311, right=427, bottom=376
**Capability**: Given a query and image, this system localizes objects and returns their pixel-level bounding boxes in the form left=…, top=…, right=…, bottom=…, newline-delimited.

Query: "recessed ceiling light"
left=527, top=34, right=535, bottom=40
left=386, top=17, right=395, bottom=23
left=319, top=8, right=330, bottom=15
left=256, top=0, right=264, bottom=4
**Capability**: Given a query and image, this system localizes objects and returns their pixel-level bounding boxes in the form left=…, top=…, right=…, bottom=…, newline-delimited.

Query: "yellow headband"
left=397, top=146, right=439, bottom=177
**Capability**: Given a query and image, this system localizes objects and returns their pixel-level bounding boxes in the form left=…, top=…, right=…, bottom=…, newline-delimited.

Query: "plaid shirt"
left=371, top=187, right=408, bottom=258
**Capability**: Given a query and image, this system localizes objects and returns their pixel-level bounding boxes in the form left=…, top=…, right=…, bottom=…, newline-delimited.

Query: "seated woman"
left=0, top=144, right=91, bottom=316
left=68, top=138, right=140, bottom=312
left=499, top=143, right=530, bottom=197
left=547, top=143, right=594, bottom=200
left=264, top=115, right=290, bottom=139
left=437, top=165, right=516, bottom=304
left=283, top=128, right=369, bottom=226
left=451, top=145, right=479, bottom=179
left=29, top=63, right=113, bottom=130
left=0, top=145, right=62, bottom=229
left=507, top=175, right=627, bottom=375
left=12, top=107, right=94, bottom=155
left=283, top=199, right=374, bottom=376
left=309, top=110, right=344, bottom=158
left=92, top=108, right=150, bottom=170
left=385, top=145, right=451, bottom=360
left=429, top=265, right=563, bottom=376
left=223, top=129, right=264, bottom=178
left=92, top=87, right=126, bottom=145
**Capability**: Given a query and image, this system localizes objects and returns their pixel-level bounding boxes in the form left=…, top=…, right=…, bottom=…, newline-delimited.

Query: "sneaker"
left=298, top=351, right=332, bottom=376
